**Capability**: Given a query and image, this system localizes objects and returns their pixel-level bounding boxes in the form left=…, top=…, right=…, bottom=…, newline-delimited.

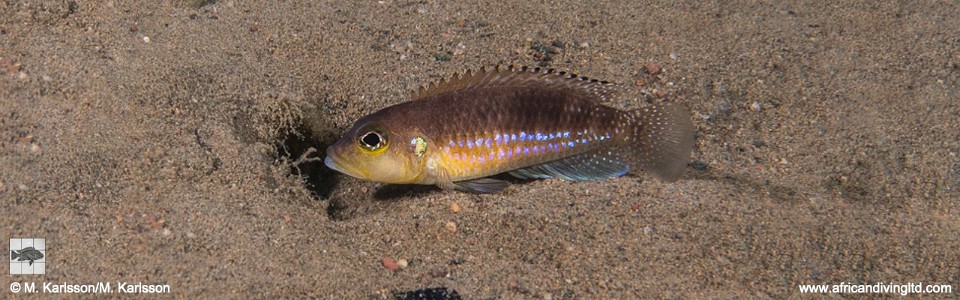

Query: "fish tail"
left=11, top=250, right=18, bottom=260
left=623, top=102, right=695, bottom=181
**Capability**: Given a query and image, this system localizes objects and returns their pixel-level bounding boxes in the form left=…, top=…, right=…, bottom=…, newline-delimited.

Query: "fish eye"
left=358, top=130, right=387, bottom=152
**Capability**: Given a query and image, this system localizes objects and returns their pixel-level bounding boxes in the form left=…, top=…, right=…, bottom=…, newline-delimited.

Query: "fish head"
left=325, top=114, right=428, bottom=184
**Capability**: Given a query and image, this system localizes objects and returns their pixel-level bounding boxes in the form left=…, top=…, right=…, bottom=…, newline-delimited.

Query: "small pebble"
left=162, top=228, right=172, bottom=236
left=644, top=63, right=662, bottom=76
left=382, top=257, right=400, bottom=271
left=142, top=36, right=151, bottom=43
left=17, top=184, right=28, bottom=191
left=750, top=101, right=762, bottom=111
left=444, top=221, right=458, bottom=233
left=644, top=226, right=654, bottom=235
left=396, top=259, right=409, bottom=268
left=449, top=202, right=461, bottom=213
left=30, top=143, right=40, bottom=152
left=0, top=58, right=15, bottom=73
left=18, top=135, right=33, bottom=144
left=690, top=160, right=709, bottom=171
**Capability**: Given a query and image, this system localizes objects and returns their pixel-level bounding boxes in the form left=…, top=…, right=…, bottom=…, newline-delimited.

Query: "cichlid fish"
left=11, top=247, right=44, bottom=265
left=324, top=66, right=695, bottom=193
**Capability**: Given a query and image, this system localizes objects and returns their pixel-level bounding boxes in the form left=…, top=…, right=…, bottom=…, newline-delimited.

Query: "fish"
left=11, top=247, right=44, bottom=265
left=324, top=66, right=695, bottom=193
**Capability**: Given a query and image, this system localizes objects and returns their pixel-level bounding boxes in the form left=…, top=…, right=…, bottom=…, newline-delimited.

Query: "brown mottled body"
left=324, top=67, right=694, bottom=193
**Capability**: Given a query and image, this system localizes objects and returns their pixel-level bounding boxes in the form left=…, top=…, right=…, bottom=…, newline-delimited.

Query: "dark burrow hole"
left=275, top=125, right=340, bottom=208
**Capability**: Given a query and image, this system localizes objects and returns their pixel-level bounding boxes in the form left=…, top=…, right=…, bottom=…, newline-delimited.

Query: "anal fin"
left=508, top=150, right=629, bottom=181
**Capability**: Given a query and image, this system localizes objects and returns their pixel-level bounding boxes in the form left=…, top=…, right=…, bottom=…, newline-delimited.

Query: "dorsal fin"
left=410, top=66, right=621, bottom=102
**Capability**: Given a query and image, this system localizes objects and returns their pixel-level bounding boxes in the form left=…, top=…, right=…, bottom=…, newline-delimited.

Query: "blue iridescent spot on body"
left=563, top=131, right=570, bottom=138
left=519, top=132, right=527, bottom=141
left=567, top=141, right=575, bottom=147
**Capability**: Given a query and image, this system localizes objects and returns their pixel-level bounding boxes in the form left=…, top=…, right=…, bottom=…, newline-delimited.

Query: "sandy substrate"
left=2, top=1, right=958, bottom=298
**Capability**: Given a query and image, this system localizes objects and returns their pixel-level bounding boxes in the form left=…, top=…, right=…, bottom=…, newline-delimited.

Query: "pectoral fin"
left=450, top=178, right=510, bottom=194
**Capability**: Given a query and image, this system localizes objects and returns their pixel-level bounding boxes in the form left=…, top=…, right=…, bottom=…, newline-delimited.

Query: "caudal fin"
left=11, top=250, right=18, bottom=260
left=626, top=102, right=695, bottom=181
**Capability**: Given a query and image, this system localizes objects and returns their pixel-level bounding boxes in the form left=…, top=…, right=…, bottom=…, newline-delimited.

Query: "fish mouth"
left=324, top=155, right=367, bottom=179
left=323, top=156, right=342, bottom=173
